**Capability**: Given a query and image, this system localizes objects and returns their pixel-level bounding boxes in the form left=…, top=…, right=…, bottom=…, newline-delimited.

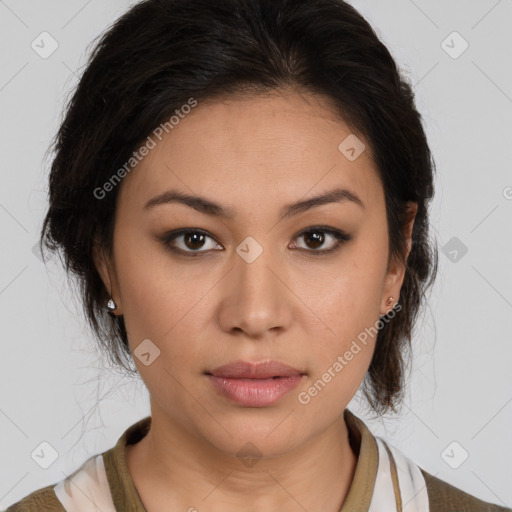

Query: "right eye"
left=160, top=229, right=224, bottom=257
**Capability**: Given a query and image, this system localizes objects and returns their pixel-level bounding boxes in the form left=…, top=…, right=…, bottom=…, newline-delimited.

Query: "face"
left=95, top=89, right=415, bottom=458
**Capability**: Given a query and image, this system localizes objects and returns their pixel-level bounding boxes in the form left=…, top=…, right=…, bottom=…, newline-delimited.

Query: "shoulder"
left=421, top=467, right=512, bottom=512
left=5, top=484, right=65, bottom=512
left=5, top=416, right=151, bottom=512
left=376, top=434, right=511, bottom=512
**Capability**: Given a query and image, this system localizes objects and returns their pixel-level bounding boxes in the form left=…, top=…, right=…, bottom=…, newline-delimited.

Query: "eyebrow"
left=144, top=186, right=365, bottom=220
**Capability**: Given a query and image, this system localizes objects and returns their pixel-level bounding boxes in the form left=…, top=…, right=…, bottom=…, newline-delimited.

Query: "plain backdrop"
left=0, top=0, right=511, bottom=509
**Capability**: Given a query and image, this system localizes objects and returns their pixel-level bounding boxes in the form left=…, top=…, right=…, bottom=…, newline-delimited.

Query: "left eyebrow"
left=279, top=186, right=365, bottom=221
left=143, top=186, right=365, bottom=221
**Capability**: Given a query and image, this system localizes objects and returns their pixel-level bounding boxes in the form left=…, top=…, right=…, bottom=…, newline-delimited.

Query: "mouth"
left=205, top=360, right=306, bottom=407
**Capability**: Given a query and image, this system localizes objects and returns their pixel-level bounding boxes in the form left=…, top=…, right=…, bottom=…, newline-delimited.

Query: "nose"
left=217, top=240, right=293, bottom=340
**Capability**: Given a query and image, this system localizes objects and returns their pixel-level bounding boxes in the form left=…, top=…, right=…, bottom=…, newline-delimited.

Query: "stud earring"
left=107, top=297, right=117, bottom=311
left=380, top=296, right=396, bottom=318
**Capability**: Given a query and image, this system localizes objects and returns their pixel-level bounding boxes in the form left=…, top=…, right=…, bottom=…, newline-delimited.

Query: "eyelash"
left=159, top=226, right=353, bottom=258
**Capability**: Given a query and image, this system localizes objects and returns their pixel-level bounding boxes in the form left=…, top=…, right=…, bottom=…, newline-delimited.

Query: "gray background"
left=0, top=0, right=511, bottom=508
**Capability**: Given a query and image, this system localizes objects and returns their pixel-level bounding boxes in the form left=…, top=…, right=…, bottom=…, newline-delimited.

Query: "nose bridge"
left=235, top=234, right=281, bottom=299
left=223, top=234, right=290, bottom=336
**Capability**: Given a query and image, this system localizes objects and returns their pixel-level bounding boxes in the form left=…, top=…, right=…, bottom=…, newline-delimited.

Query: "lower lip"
left=206, top=375, right=304, bottom=407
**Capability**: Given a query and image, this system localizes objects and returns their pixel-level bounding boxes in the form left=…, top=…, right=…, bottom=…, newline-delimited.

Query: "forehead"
left=118, top=90, right=383, bottom=214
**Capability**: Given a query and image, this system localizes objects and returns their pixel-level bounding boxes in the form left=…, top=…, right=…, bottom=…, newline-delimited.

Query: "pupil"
left=306, top=231, right=324, bottom=249
left=186, top=232, right=205, bottom=250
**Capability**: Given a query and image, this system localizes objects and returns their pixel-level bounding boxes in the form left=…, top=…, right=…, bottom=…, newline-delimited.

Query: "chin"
left=198, top=412, right=309, bottom=461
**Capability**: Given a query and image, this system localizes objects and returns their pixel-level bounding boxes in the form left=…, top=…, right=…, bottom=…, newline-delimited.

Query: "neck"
left=126, top=407, right=358, bottom=512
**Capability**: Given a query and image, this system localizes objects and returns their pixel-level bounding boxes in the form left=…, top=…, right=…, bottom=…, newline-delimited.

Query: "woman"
left=7, top=0, right=510, bottom=510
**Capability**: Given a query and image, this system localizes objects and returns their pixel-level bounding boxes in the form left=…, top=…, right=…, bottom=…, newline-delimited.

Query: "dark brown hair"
left=40, top=0, right=438, bottom=416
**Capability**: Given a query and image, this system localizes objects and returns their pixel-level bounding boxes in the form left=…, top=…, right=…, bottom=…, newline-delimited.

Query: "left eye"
left=290, top=227, right=352, bottom=253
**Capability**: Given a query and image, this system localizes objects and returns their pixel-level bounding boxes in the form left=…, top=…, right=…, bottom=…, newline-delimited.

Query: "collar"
left=101, top=408, right=381, bottom=511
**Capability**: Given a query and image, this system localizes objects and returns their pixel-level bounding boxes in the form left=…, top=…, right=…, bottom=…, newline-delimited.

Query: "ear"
left=92, top=241, right=123, bottom=315
left=380, top=201, right=417, bottom=315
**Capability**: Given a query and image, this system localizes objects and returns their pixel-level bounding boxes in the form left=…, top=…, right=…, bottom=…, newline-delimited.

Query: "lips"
left=205, top=360, right=306, bottom=407
left=207, top=360, right=304, bottom=379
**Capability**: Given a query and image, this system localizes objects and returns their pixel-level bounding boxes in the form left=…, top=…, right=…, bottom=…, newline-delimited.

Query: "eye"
left=161, top=229, right=223, bottom=256
left=290, top=226, right=352, bottom=254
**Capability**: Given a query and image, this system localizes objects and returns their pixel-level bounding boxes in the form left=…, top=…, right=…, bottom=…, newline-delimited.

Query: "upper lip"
left=207, top=360, right=304, bottom=379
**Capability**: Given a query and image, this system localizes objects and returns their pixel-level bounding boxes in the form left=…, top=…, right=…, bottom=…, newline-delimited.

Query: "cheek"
left=307, top=237, right=386, bottom=324
left=114, top=247, right=210, bottom=406
left=112, top=225, right=204, bottom=350
left=298, top=236, right=388, bottom=382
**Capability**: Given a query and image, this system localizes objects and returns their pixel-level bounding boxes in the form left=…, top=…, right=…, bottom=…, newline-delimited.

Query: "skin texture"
left=94, top=88, right=416, bottom=511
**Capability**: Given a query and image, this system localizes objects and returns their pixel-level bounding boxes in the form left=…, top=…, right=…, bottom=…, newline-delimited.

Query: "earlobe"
left=380, top=295, right=396, bottom=318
